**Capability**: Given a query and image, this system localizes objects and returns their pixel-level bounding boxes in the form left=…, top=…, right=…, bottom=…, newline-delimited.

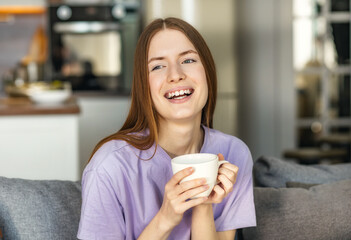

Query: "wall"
left=236, top=0, right=296, bottom=161
left=145, top=0, right=238, bottom=136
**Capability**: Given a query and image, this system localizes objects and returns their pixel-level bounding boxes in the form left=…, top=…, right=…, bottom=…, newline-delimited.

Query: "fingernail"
left=188, top=167, right=194, bottom=173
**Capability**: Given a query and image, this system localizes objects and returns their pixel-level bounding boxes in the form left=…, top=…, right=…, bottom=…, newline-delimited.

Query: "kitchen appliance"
left=47, top=0, right=141, bottom=92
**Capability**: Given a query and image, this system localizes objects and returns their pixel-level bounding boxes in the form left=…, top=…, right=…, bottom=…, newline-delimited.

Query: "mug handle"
left=218, top=160, right=229, bottom=167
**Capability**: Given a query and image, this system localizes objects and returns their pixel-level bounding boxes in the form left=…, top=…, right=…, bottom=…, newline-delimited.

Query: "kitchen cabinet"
left=0, top=1, right=46, bottom=15
left=0, top=95, right=131, bottom=180
left=76, top=95, right=131, bottom=175
left=0, top=97, right=80, bottom=180
left=0, top=0, right=45, bottom=7
left=0, top=6, right=45, bottom=14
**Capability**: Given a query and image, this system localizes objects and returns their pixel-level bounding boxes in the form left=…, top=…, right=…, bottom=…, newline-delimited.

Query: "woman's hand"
left=158, top=167, right=209, bottom=230
left=205, top=153, right=239, bottom=204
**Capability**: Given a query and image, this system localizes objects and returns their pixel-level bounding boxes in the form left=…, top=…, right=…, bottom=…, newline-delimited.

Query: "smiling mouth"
left=165, top=89, right=194, bottom=100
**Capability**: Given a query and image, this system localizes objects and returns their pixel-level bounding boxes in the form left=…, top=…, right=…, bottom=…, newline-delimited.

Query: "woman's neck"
left=158, top=119, right=204, bottom=158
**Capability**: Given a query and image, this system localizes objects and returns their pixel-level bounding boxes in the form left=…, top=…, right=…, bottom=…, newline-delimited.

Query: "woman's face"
left=147, top=29, right=208, bottom=124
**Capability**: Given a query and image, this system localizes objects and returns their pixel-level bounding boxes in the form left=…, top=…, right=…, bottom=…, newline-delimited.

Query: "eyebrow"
left=148, top=49, right=198, bottom=64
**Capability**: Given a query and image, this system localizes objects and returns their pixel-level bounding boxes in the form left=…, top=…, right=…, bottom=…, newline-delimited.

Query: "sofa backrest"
left=243, top=179, right=351, bottom=240
left=0, top=176, right=81, bottom=240
left=241, top=156, right=351, bottom=240
left=253, top=156, right=351, bottom=187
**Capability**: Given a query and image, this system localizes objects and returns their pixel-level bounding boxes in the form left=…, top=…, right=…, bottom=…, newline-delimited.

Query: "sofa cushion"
left=285, top=181, right=318, bottom=189
left=242, top=179, right=351, bottom=240
left=0, top=176, right=81, bottom=240
left=254, top=156, right=351, bottom=187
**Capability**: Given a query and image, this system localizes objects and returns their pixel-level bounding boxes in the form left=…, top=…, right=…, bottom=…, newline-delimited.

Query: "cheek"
left=201, top=77, right=209, bottom=106
left=192, top=65, right=207, bottom=84
left=201, top=87, right=209, bottom=108
left=148, top=76, right=163, bottom=102
left=198, top=72, right=208, bottom=95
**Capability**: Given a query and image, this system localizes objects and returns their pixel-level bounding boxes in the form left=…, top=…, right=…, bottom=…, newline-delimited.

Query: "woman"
left=77, top=17, right=256, bottom=240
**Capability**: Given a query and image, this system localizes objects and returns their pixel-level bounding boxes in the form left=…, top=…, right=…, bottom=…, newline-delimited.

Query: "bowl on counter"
left=29, top=89, right=71, bottom=105
left=5, top=81, right=72, bottom=105
left=5, top=81, right=49, bottom=97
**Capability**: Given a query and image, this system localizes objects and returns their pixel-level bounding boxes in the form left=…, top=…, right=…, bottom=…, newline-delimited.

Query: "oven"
left=47, top=1, right=141, bottom=92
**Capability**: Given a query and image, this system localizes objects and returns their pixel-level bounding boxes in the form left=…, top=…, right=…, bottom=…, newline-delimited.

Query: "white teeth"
left=166, top=89, right=192, bottom=99
left=174, top=95, right=187, bottom=100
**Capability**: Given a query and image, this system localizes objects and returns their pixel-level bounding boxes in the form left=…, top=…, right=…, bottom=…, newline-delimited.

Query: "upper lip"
left=164, top=87, right=194, bottom=99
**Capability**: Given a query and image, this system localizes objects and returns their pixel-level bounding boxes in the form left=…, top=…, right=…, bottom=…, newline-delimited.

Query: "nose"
left=167, top=64, right=185, bottom=83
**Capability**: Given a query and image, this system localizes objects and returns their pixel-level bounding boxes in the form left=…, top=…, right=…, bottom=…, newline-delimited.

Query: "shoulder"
left=203, top=127, right=253, bottom=172
left=83, top=139, right=140, bottom=176
left=205, top=127, right=250, bottom=156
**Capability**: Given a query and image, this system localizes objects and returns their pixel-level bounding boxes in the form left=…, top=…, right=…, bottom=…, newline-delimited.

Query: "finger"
left=217, top=153, right=225, bottom=161
left=178, top=196, right=209, bottom=212
left=175, top=178, right=206, bottom=195
left=209, top=185, right=225, bottom=203
left=219, top=163, right=239, bottom=173
left=178, top=184, right=210, bottom=202
left=165, top=168, right=195, bottom=199
left=218, top=174, right=234, bottom=193
left=169, top=167, right=194, bottom=186
left=218, top=167, right=236, bottom=182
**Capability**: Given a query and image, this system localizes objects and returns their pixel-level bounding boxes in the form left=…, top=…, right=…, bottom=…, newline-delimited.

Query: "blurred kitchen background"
left=0, top=0, right=350, bottom=180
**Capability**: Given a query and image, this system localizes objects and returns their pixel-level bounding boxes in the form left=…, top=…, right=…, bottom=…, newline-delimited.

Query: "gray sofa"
left=0, top=178, right=81, bottom=240
left=241, top=156, right=351, bottom=240
left=0, top=157, right=351, bottom=240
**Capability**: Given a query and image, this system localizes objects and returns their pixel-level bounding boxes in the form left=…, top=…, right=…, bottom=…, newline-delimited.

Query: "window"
left=293, top=0, right=350, bottom=152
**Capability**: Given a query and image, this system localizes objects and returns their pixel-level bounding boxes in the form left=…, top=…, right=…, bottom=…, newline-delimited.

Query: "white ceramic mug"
left=171, top=153, right=229, bottom=198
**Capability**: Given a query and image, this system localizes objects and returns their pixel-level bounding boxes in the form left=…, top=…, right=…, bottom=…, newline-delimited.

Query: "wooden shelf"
left=0, top=6, right=46, bottom=15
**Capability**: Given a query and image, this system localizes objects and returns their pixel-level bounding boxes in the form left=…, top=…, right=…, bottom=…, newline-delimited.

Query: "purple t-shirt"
left=77, top=126, right=256, bottom=240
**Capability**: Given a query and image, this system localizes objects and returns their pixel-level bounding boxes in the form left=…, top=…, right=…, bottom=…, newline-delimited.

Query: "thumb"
left=217, top=153, right=225, bottom=160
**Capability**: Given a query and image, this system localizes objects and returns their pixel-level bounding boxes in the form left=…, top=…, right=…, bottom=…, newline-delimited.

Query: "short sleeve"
left=214, top=147, right=257, bottom=231
left=77, top=169, right=126, bottom=240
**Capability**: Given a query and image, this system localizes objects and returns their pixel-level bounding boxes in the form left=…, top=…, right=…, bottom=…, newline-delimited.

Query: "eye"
left=182, top=59, right=196, bottom=64
left=150, top=65, right=164, bottom=72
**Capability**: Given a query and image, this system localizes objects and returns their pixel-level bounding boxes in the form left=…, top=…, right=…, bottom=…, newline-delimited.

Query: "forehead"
left=148, top=29, right=196, bottom=57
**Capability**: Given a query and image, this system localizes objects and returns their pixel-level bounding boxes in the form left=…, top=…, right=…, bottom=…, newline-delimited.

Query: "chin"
left=170, top=111, right=202, bottom=123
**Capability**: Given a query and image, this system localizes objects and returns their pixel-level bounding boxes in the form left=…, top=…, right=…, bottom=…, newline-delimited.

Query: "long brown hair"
left=89, top=17, right=217, bottom=160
